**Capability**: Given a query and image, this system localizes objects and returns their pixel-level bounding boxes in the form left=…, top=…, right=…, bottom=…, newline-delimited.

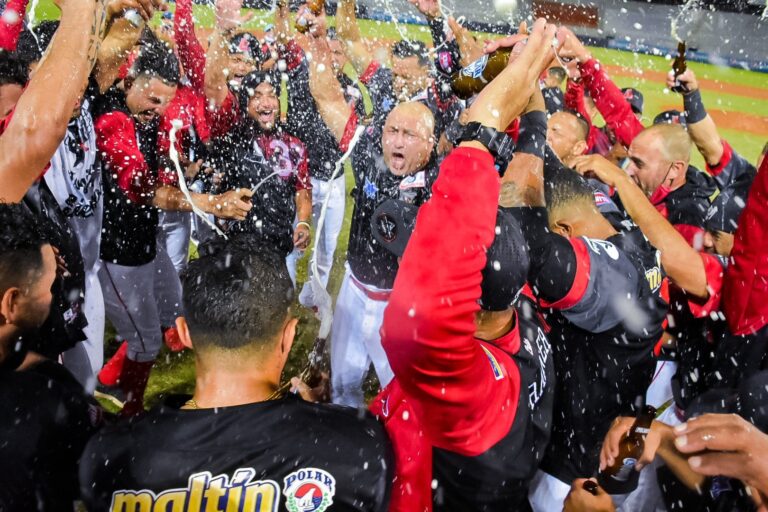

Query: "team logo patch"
left=593, top=190, right=611, bottom=206
left=462, top=55, right=489, bottom=79
left=438, top=51, right=453, bottom=72
left=364, top=178, right=379, bottom=199
left=645, top=266, right=663, bottom=292
left=481, top=345, right=504, bottom=381
left=283, top=468, right=336, bottom=512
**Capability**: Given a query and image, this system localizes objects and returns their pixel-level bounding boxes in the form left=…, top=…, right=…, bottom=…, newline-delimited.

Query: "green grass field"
left=26, top=1, right=767, bottom=409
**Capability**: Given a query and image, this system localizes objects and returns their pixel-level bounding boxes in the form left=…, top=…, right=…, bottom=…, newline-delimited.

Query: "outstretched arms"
left=0, top=0, right=107, bottom=203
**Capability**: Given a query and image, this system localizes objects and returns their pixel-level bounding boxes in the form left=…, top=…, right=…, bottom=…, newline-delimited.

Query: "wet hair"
left=560, top=109, right=590, bottom=142
left=0, top=203, right=53, bottom=293
left=0, top=51, right=28, bottom=87
left=392, top=40, right=430, bottom=68
left=131, top=40, right=180, bottom=85
left=181, top=240, right=294, bottom=351
left=548, top=66, right=567, bottom=84
left=15, top=21, right=59, bottom=64
left=544, top=162, right=595, bottom=214
left=640, top=123, right=691, bottom=163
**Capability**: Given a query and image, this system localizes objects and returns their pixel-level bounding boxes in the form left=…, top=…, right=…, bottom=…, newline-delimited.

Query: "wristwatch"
left=455, top=122, right=516, bottom=176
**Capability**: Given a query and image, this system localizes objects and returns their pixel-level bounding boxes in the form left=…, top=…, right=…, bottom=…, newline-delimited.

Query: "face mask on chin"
left=648, top=183, right=673, bottom=205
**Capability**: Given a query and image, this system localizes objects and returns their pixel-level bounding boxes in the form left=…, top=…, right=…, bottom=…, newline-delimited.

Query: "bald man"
left=305, top=31, right=441, bottom=406
left=623, top=123, right=716, bottom=245
left=547, top=110, right=590, bottom=167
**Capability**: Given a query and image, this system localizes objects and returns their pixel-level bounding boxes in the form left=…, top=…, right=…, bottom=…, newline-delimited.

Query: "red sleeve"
left=95, top=111, right=155, bottom=204
left=674, top=224, right=706, bottom=248
left=538, top=237, right=591, bottom=309
left=580, top=59, right=644, bottom=148
left=369, top=383, right=432, bottom=512
left=173, top=0, right=206, bottom=95
left=380, top=147, right=520, bottom=457
left=359, top=60, right=381, bottom=85
left=205, top=90, right=239, bottom=138
left=706, top=139, right=733, bottom=177
left=723, top=157, right=768, bottom=335
left=338, top=110, right=360, bottom=153
left=686, top=252, right=724, bottom=319
left=0, top=0, right=28, bottom=51
left=280, top=39, right=305, bottom=72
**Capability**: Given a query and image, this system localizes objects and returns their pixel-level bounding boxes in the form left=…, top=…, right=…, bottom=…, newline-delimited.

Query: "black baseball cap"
left=621, top=87, right=644, bottom=115
left=653, top=109, right=687, bottom=128
left=705, top=174, right=753, bottom=234
left=229, top=32, right=262, bottom=62
left=371, top=200, right=530, bottom=311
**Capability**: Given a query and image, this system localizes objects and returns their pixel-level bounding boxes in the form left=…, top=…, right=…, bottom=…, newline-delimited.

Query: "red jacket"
left=375, top=147, right=522, bottom=510
left=579, top=59, right=644, bottom=149
left=0, top=0, right=27, bottom=51
left=723, top=156, right=768, bottom=335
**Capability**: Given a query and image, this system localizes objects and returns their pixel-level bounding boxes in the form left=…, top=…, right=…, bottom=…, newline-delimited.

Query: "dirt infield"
left=605, top=65, right=768, bottom=101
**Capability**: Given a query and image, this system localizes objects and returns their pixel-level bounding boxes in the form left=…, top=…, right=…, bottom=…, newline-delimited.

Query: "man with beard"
left=94, top=42, right=253, bottom=416
left=0, top=204, right=103, bottom=511
left=305, top=28, right=440, bottom=407
left=203, top=60, right=313, bottom=268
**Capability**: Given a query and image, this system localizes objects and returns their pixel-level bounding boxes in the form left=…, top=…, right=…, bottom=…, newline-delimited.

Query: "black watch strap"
left=455, top=122, right=516, bottom=176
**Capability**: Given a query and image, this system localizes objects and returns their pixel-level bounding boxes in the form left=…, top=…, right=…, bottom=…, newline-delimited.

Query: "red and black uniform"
left=375, top=148, right=554, bottom=511
left=284, top=41, right=365, bottom=182
left=80, top=394, right=392, bottom=512
left=93, top=87, right=175, bottom=266
left=207, top=85, right=311, bottom=257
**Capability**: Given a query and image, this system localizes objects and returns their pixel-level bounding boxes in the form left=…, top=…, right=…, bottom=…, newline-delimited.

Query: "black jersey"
left=431, top=297, right=555, bottom=511
left=80, top=394, right=392, bottom=512
left=347, top=121, right=439, bottom=289
left=94, top=87, right=161, bottom=267
left=285, top=57, right=365, bottom=182
left=0, top=361, right=102, bottom=512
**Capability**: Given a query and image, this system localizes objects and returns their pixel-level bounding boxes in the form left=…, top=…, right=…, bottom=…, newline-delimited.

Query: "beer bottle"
left=450, top=48, right=513, bottom=100
left=670, top=41, right=687, bottom=93
left=296, top=0, right=325, bottom=33
left=597, top=405, right=657, bottom=494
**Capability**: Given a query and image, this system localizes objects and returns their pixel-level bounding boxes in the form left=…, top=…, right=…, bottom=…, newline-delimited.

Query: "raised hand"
left=215, top=0, right=253, bottom=31
left=407, top=0, right=441, bottom=19
left=554, top=25, right=591, bottom=63
left=667, top=68, right=699, bottom=93
left=448, top=16, right=484, bottom=66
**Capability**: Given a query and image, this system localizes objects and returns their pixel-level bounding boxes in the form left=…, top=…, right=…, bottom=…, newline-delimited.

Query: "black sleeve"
left=428, top=17, right=461, bottom=77
left=508, top=206, right=577, bottom=303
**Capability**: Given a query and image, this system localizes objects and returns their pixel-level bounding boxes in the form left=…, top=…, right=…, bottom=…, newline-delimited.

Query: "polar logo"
left=461, top=55, right=489, bottom=79
left=283, top=468, right=336, bottom=512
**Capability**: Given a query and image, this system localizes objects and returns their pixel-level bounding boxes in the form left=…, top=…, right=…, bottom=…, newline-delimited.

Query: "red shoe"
left=98, top=341, right=128, bottom=387
left=119, top=358, right=154, bottom=418
left=163, top=326, right=185, bottom=352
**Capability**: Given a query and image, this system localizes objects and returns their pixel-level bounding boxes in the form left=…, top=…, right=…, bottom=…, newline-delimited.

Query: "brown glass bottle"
left=295, top=0, right=325, bottom=33
left=450, top=48, right=513, bottom=100
left=597, top=405, right=657, bottom=494
left=670, top=41, right=687, bottom=93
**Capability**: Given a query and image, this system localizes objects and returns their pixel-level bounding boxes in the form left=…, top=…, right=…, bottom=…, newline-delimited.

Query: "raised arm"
left=0, top=0, right=107, bottom=203
left=204, top=0, right=248, bottom=107
left=336, top=0, right=376, bottom=75
left=95, top=0, right=163, bottom=94
left=174, top=0, right=206, bottom=93
left=382, top=19, right=556, bottom=454
left=556, top=26, right=643, bottom=148
left=572, top=153, right=709, bottom=300
left=306, top=34, right=354, bottom=144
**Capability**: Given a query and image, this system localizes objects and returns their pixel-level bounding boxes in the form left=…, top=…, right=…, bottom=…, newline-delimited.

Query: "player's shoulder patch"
left=481, top=345, right=505, bottom=381
left=583, top=237, right=620, bottom=261
left=283, top=467, right=336, bottom=512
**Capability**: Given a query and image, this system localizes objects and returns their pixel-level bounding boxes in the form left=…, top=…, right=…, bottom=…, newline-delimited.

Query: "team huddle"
left=0, top=0, right=767, bottom=510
